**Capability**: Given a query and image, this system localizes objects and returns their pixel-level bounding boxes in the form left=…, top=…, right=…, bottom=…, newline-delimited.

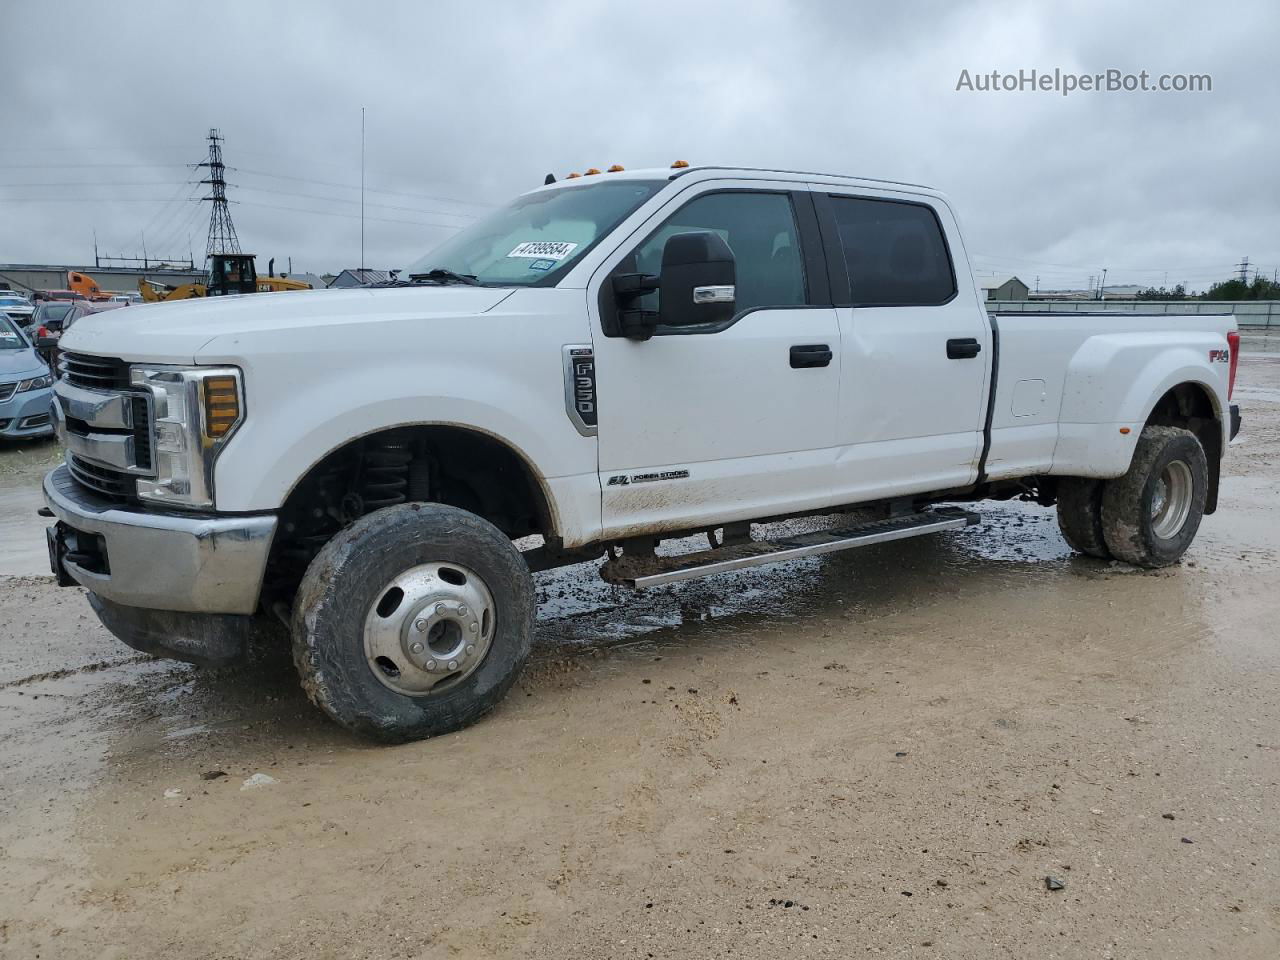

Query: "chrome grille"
left=67, top=455, right=134, bottom=501
left=55, top=352, right=153, bottom=481
left=59, top=352, right=132, bottom=391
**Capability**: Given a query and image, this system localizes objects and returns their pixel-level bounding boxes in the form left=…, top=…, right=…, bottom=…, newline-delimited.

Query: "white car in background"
left=0, top=292, right=35, bottom=326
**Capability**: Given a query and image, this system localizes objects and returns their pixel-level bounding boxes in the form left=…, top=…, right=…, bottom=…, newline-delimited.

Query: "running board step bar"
left=602, top=508, right=980, bottom=589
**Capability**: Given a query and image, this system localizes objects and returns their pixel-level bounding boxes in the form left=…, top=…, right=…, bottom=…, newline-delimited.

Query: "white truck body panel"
left=190, top=286, right=601, bottom=542
left=57, top=166, right=1238, bottom=554
left=988, top=315, right=1233, bottom=480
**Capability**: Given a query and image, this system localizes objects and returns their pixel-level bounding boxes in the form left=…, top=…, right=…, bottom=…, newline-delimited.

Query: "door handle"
left=946, top=337, right=982, bottom=359
left=790, top=344, right=833, bottom=368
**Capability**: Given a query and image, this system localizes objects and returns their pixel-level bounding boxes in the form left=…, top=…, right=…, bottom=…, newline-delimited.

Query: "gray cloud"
left=2, top=0, right=1276, bottom=290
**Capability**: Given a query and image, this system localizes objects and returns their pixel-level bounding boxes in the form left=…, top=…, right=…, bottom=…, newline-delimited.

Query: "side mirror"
left=658, top=231, right=735, bottom=328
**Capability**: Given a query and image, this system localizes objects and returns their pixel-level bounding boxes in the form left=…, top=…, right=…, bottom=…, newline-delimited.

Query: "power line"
left=0, top=197, right=194, bottom=203
left=0, top=162, right=195, bottom=170
left=137, top=176, right=203, bottom=242
left=0, top=180, right=194, bottom=188
left=0, top=143, right=195, bottom=154
left=238, top=198, right=462, bottom=230
left=232, top=183, right=476, bottom=221
left=149, top=200, right=207, bottom=261
left=233, top=166, right=493, bottom=209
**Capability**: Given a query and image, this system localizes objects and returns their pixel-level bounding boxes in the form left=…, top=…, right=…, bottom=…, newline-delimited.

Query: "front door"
left=588, top=184, right=840, bottom=537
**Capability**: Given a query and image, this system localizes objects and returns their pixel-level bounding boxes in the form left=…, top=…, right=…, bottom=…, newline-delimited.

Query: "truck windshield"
left=403, top=179, right=664, bottom=286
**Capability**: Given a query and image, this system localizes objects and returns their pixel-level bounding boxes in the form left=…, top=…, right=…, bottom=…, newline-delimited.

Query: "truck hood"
left=59, top=286, right=516, bottom=364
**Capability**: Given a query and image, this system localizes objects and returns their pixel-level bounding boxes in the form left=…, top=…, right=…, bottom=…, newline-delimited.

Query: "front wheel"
left=1100, top=425, right=1208, bottom=568
left=292, top=503, right=535, bottom=743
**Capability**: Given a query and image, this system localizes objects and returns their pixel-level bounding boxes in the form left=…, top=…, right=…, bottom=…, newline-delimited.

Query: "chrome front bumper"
left=42, top=464, right=277, bottom=614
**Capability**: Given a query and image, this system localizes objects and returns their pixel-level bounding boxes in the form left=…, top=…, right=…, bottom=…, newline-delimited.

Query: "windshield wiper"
left=407, top=268, right=481, bottom=286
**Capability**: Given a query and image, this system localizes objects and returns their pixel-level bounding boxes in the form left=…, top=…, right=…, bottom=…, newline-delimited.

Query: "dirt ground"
left=1, top=347, right=1279, bottom=959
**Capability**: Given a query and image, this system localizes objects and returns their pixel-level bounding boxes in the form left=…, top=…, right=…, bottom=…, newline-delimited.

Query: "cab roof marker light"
left=584, top=168, right=601, bottom=175
left=607, top=164, right=624, bottom=172
left=670, top=160, right=690, bottom=168
left=566, top=172, right=581, bottom=179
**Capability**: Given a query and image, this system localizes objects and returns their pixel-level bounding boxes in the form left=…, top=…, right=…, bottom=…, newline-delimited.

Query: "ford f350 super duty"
left=42, top=163, right=1243, bottom=742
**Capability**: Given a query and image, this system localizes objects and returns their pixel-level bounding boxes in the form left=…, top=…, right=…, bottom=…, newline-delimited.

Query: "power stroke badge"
left=607, top=470, right=691, bottom=486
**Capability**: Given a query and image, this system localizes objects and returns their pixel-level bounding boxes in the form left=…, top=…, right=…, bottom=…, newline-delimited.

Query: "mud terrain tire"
left=1100, top=425, right=1207, bottom=568
left=1056, top=478, right=1111, bottom=559
left=292, top=503, right=535, bottom=743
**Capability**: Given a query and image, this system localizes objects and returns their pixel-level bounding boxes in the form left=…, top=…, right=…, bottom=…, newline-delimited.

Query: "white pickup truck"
left=43, top=164, right=1242, bottom=742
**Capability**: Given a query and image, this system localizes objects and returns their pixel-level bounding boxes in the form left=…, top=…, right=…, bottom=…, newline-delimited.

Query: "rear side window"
left=828, top=196, right=955, bottom=306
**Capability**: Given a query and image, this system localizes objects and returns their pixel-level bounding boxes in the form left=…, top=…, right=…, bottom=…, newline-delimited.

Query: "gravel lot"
left=1, top=346, right=1278, bottom=959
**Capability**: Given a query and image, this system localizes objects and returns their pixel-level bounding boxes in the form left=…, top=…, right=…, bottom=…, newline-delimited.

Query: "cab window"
left=627, top=191, right=807, bottom=318
left=828, top=196, right=956, bottom=306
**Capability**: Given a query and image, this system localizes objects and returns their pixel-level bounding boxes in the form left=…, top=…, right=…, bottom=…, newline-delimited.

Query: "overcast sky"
left=2, top=0, right=1276, bottom=291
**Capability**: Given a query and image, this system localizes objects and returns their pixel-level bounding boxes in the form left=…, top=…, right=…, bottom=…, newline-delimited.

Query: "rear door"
left=587, top=182, right=841, bottom=536
left=814, top=190, right=991, bottom=501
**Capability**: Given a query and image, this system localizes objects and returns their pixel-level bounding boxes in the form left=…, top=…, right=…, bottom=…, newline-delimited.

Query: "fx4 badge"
left=607, top=469, right=690, bottom=486
left=1209, top=348, right=1230, bottom=363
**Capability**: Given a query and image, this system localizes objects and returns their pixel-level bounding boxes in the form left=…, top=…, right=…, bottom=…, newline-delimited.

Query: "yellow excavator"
left=139, top=254, right=312, bottom=302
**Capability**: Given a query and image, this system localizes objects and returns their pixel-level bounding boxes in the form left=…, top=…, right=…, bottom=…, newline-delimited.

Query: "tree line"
left=1136, top=276, right=1280, bottom=300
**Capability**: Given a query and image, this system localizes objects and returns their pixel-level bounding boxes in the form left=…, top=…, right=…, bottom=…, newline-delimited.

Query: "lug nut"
left=468, top=622, right=478, bottom=633
left=410, top=642, right=424, bottom=653
left=448, top=660, right=458, bottom=671
left=458, top=605, right=468, bottom=616
left=425, top=660, right=437, bottom=671
left=466, top=644, right=475, bottom=655
left=435, top=603, right=445, bottom=615
left=414, top=619, right=427, bottom=631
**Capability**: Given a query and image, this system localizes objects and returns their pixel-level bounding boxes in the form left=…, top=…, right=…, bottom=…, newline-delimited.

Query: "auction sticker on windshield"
left=507, top=241, right=578, bottom=260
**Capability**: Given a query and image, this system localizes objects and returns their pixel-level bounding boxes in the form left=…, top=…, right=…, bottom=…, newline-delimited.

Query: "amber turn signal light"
left=203, top=375, right=240, bottom=438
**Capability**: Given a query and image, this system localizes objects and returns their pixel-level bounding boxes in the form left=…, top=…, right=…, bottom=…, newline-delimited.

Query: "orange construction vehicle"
left=138, top=254, right=311, bottom=302
left=66, top=271, right=109, bottom=301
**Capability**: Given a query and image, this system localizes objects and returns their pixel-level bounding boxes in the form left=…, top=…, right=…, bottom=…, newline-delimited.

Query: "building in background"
left=0, top=262, right=205, bottom=296
left=1029, top=287, right=1093, bottom=300
left=278, top=272, right=325, bottom=290
left=328, top=268, right=393, bottom=288
left=978, top=275, right=1030, bottom=301
left=1100, top=284, right=1144, bottom=299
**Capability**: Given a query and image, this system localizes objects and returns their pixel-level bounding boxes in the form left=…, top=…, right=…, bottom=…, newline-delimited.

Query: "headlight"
left=129, top=365, right=244, bottom=509
left=16, top=374, right=51, bottom=392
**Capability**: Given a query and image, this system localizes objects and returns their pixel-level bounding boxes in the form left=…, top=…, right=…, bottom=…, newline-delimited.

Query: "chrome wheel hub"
left=363, top=562, right=496, bottom=696
left=1150, top=459, right=1193, bottom=540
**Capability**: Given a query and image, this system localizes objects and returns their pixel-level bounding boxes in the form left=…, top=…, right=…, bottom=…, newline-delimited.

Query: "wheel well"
left=263, top=426, right=553, bottom=604
left=1145, top=382, right=1222, bottom=514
